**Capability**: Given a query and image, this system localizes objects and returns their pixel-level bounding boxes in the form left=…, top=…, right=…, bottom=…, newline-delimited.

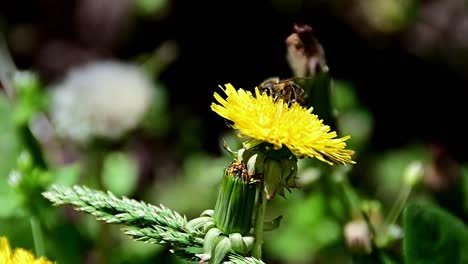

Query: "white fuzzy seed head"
left=50, top=61, right=154, bottom=143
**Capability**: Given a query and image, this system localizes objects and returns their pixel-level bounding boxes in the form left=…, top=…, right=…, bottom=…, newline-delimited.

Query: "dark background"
left=1, top=0, right=466, bottom=162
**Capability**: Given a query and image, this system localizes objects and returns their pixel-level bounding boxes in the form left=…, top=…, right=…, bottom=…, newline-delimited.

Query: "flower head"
left=0, top=237, right=54, bottom=264
left=211, top=84, right=355, bottom=165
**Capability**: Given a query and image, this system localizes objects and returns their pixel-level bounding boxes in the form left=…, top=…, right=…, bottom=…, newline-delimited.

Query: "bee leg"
left=291, top=85, right=298, bottom=101
left=262, top=88, right=272, bottom=96
left=288, top=99, right=296, bottom=107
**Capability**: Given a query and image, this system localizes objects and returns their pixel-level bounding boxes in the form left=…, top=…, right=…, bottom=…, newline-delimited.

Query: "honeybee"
left=258, top=77, right=308, bottom=107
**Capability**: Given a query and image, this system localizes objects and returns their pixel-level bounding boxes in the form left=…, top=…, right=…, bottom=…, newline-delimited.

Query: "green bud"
left=361, top=200, right=382, bottom=217
left=14, top=71, right=40, bottom=92
left=213, top=160, right=259, bottom=235
left=375, top=224, right=403, bottom=249
left=12, top=71, right=45, bottom=125
left=17, top=151, right=33, bottom=172
left=8, top=170, right=22, bottom=187
left=403, top=160, right=424, bottom=187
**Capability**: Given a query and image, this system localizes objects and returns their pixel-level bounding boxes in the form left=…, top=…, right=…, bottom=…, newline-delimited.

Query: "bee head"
left=259, top=81, right=275, bottom=96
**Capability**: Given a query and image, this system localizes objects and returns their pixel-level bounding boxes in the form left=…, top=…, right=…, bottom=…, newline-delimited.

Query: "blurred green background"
left=0, top=0, right=467, bottom=263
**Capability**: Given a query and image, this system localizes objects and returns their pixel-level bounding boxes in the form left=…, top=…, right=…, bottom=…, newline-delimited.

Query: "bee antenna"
left=280, top=76, right=314, bottom=83
left=293, top=76, right=315, bottom=80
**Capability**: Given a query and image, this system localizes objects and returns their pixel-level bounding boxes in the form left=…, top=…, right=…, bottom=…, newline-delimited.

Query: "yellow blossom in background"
left=0, top=237, right=54, bottom=264
left=211, top=84, right=355, bottom=165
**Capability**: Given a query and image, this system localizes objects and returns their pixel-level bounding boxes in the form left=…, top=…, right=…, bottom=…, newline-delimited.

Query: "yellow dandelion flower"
left=0, top=237, right=54, bottom=264
left=211, top=83, right=355, bottom=165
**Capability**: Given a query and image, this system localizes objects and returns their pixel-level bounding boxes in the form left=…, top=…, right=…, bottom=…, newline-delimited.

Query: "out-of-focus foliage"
left=149, top=152, right=232, bottom=220
left=265, top=191, right=344, bottom=263
left=101, top=151, right=138, bottom=197
left=1, top=0, right=468, bottom=263
left=332, top=79, right=374, bottom=153
left=0, top=95, right=21, bottom=217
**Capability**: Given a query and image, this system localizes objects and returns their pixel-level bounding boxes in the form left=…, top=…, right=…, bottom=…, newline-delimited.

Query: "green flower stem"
left=18, top=125, right=48, bottom=169
left=252, top=183, right=266, bottom=259
left=327, top=168, right=360, bottom=223
left=383, top=186, right=411, bottom=229
left=1, top=34, right=47, bottom=169
left=86, top=145, right=108, bottom=264
left=30, top=215, right=44, bottom=257
left=19, top=119, right=48, bottom=260
left=339, top=177, right=361, bottom=218
left=14, top=91, right=47, bottom=260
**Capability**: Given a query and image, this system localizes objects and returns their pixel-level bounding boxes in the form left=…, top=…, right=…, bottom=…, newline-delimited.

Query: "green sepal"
left=281, top=157, right=298, bottom=190
left=264, top=159, right=282, bottom=200
left=203, top=220, right=217, bottom=233
left=263, top=215, right=283, bottom=231
left=16, top=150, right=33, bottom=172
left=242, top=236, right=255, bottom=252
left=237, top=148, right=246, bottom=162
left=242, top=139, right=263, bottom=150
left=184, top=216, right=214, bottom=232
left=246, top=154, right=258, bottom=176
left=241, top=148, right=266, bottom=174
left=276, top=186, right=286, bottom=198
left=222, top=140, right=238, bottom=158
left=210, top=236, right=232, bottom=264
left=229, top=233, right=247, bottom=255
left=201, top=209, right=214, bottom=217
left=203, top=227, right=223, bottom=259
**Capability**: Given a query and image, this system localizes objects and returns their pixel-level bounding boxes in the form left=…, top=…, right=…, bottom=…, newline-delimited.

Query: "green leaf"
left=403, top=203, right=468, bottom=264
